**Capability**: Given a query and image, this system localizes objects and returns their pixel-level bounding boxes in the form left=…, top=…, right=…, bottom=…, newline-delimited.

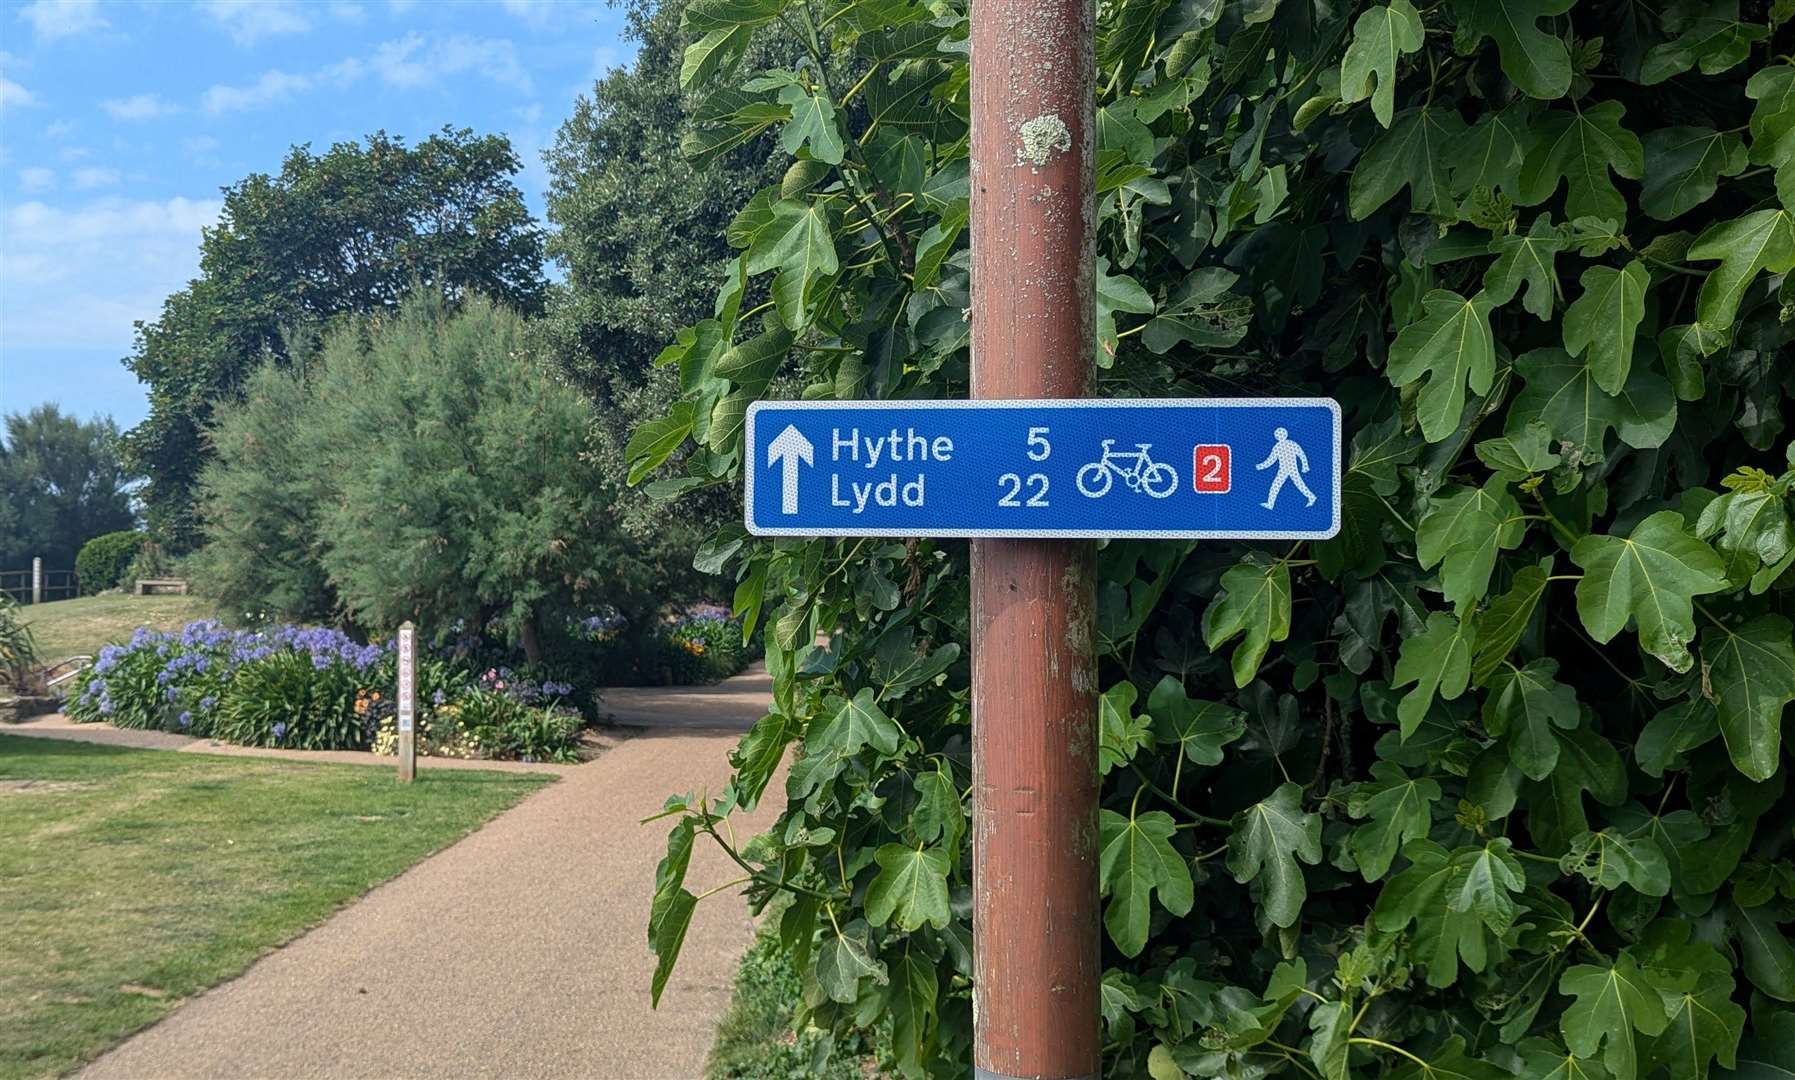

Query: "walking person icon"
left=1256, top=427, right=1316, bottom=510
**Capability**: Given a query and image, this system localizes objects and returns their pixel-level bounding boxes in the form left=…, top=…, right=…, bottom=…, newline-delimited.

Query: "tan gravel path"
left=72, top=685, right=776, bottom=1078
left=600, top=662, right=772, bottom=731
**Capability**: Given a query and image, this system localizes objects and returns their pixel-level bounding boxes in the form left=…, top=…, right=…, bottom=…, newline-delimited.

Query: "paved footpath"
left=54, top=677, right=779, bottom=1079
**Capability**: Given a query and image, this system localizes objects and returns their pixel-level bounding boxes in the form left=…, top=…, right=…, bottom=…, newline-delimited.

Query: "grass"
left=0, top=734, right=550, bottom=1079
left=18, top=594, right=220, bottom=663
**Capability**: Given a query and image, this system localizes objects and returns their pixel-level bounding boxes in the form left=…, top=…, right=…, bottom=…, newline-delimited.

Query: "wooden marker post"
left=968, top=1, right=1101, bottom=1077
left=32, top=558, right=43, bottom=606
left=396, top=622, right=416, bottom=783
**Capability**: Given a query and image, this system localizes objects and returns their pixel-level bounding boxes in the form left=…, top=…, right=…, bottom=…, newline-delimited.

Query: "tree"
left=122, top=127, right=545, bottom=549
left=541, top=0, right=812, bottom=606
left=0, top=406, right=137, bottom=572
left=190, top=360, right=337, bottom=624
left=633, top=0, right=1795, bottom=1076
left=197, top=291, right=660, bottom=660
left=541, top=0, right=796, bottom=395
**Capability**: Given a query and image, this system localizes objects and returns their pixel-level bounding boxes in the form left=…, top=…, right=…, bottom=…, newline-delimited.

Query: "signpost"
left=396, top=621, right=416, bottom=784
left=31, top=558, right=42, bottom=606
left=738, top=0, right=1343, bottom=1072
left=744, top=399, right=1342, bottom=540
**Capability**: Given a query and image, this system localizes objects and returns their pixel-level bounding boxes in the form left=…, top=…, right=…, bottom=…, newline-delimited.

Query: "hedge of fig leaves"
left=630, top=0, right=1795, bottom=1075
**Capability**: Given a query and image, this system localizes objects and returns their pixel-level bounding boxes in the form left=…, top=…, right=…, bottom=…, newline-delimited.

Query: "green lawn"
left=18, top=594, right=220, bottom=663
left=0, top=735, right=550, bottom=1079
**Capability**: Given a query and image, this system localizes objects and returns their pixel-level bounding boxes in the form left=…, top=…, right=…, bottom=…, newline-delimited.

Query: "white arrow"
left=767, top=423, right=815, bottom=515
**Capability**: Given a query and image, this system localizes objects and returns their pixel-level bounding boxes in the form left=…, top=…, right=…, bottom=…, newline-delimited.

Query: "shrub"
left=570, top=606, right=754, bottom=687
left=75, top=531, right=147, bottom=594
left=68, top=623, right=387, bottom=748
left=211, top=651, right=364, bottom=750
left=0, top=597, right=40, bottom=692
left=707, top=926, right=880, bottom=1080
left=638, top=1, right=1795, bottom=1076
left=123, top=540, right=175, bottom=588
left=65, top=620, right=586, bottom=761
left=450, top=686, right=583, bottom=763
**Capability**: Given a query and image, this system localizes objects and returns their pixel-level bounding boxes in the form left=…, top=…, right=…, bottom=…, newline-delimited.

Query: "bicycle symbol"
left=1076, top=440, right=1179, bottom=499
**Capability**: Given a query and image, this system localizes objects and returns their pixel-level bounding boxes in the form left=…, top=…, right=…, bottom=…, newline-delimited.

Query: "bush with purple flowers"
left=568, top=604, right=754, bottom=686
left=63, top=619, right=586, bottom=760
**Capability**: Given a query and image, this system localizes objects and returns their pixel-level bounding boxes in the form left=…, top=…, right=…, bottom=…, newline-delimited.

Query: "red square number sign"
left=1193, top=444, right=1231, bottom=493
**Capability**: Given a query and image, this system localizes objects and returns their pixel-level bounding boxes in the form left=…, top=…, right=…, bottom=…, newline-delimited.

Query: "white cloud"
left=386, top=0, right=417, bottom=13
left=0, top=196, right=224, bottom=350
left=59, top=145, right=90, bottom=162
left=101, top=94, right=179, bottom=121
left=371, top=33, right=531, bottom=93
left=200, top=0, right=311, bottom=45
left=18, top=167, right=55, bottom=193
left=183, top=135, right=219, bottom=155
left=329, top=1, right=366, bottom=21
left=500, top=0, right=554, bottom=25
left=16, top=0, right=108, bottom=42
left=43, top=119, right=74, bottom=138
left=71, top=166, right=118, bottom=189
left=0, top=76, right=34, bottom=111
left=202, top=69, right=312, bottom=114
left=318, top=57, right=365, bottom=87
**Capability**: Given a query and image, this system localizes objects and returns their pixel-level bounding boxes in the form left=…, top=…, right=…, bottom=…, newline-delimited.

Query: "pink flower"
left=494, top=681, right=506, bottom=690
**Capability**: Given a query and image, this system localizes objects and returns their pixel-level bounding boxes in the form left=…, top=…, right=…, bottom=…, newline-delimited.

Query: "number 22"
left=998, top=472, right=1049, bottom=507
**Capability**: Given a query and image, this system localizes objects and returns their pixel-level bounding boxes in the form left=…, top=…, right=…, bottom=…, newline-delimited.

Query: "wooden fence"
left=0, top=568, right=80, bottom=605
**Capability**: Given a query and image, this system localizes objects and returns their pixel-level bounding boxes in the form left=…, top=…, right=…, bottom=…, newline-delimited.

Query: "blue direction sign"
left=745, top=399, right=1341, bottom=539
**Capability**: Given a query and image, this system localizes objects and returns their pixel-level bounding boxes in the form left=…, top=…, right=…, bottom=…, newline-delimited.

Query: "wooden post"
left=396, top=622, right=417, bottom=783
left=968, top=0, right=1101, bottom=1076
left=32, top=558, right=43, bottom=606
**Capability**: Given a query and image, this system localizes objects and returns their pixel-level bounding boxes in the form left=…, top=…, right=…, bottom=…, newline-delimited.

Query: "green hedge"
left=637, top=0, right=1795, bottom=1076
left=75, top=531, right=146, bottom=594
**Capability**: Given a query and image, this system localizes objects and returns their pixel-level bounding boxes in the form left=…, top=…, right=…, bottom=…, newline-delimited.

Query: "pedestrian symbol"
left=1255, top=427, right=1316, bottom=510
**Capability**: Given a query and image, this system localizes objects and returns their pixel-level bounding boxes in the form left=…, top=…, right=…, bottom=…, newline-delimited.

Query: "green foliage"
left=447, top=688, right=584, bottom=764
left=0, top=597, right=40, bottom=691
left=0, top=406, right=137, bottom=573
left=211, top=651, right=363, bottom=750
left=630, top=0, right=1795, bottom=1075
left=196, top=292, right=659, bottom=658
left=707, top=920, right=883, bottom=1080
left=120, top=128, right=544, bottom=548
left=74, top=531, right=148, bottom=595
left=63, top=620, right=581, bottom=761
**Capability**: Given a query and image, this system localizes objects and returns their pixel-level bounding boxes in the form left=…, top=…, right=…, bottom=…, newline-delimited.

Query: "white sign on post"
left=32, top=557, right=43, bottom=605
left=397, top=626, right=416, bottom=734
left=396, top=622, right=417, bottom=783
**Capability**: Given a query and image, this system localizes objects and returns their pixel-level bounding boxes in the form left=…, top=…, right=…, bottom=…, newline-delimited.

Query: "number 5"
left=1027, top=427, right=1051, bottom=461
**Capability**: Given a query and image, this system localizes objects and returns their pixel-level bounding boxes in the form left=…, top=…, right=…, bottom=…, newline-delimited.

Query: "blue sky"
left=0, top=0, right=632, bottom=432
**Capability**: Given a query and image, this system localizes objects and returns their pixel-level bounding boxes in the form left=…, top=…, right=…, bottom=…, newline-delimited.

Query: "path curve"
left=77, top=707, right=775, bottom=1077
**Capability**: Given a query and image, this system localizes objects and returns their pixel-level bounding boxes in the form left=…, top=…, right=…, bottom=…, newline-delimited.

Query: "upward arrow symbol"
left=767, top=424, right=815, bottom=515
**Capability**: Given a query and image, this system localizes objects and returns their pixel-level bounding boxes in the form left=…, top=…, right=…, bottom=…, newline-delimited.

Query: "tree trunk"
left=520, top=611, right=544, bottom=664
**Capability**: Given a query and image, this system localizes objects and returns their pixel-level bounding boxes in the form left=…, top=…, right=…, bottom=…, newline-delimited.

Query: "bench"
left=135, top=578, right=190, bottom=596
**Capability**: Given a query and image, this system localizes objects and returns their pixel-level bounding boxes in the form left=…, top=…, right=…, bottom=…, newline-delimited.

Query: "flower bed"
left=572, top=604, right=757, bottom=686
left=64, top=622, right=583, bottom=762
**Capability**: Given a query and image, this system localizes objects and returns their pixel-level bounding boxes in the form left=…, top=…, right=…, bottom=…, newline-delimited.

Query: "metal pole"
left=32, top=558, right=43, bottom=606
left=396, top=622, right=416, bottom=783
left=968, top=0, right=1100, bottom=1076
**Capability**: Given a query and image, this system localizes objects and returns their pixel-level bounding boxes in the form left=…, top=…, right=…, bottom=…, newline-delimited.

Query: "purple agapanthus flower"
left=178, top=712, right=192, bottom=728
left=165, top=686, right=179, bottom=703
left=272, top=722, right=287, bottom=739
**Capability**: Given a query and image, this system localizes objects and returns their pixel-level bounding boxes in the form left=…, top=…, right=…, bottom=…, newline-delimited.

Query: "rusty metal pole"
left=968, top=0, right=1100, bottom=1076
